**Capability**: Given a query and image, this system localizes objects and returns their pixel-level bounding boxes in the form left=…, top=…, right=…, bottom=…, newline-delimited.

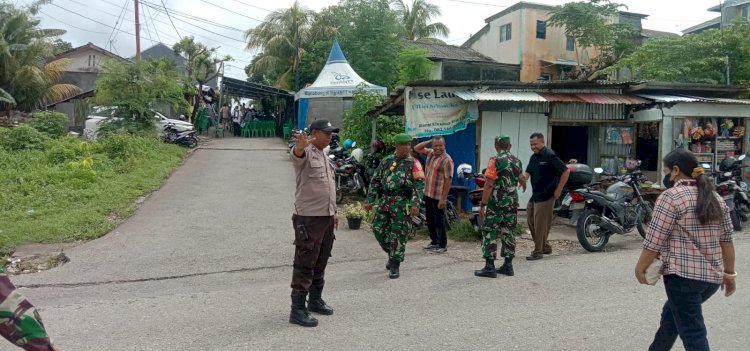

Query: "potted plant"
left=342, top=202, right=368, bottom=230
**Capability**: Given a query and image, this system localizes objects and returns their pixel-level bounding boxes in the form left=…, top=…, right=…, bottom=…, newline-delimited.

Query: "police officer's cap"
left=308, top=119, right=340, bottom=133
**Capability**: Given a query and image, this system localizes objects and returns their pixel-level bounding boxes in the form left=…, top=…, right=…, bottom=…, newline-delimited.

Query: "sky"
left=18, top=0, right=724, bottom=80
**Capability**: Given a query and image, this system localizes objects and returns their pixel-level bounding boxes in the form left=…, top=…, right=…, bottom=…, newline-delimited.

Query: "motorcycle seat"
left=588, top=190, right=617, bottom=201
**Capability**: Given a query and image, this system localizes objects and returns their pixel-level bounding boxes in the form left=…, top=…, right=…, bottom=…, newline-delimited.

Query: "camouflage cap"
left=393, top=133, right=413, bottom=145
left=495, top=134, right=511, bottom=142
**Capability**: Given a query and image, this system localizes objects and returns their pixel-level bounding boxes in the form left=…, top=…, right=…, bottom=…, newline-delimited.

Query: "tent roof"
left=221, top=77, right=293, bottom=99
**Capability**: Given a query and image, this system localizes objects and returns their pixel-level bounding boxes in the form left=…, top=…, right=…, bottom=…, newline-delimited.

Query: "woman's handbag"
left=645, top=259, right=664, bottom=285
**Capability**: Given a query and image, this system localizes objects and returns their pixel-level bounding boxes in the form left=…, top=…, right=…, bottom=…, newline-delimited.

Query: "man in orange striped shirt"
left=415, top=136, right=455, bottom=253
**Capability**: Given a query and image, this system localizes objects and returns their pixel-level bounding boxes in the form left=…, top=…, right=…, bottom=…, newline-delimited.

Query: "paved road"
left=6, top=138, right=749, bottom=351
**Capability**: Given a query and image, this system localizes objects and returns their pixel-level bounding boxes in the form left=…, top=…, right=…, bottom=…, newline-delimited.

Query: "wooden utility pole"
left=134, top=0, right=141, bottom=59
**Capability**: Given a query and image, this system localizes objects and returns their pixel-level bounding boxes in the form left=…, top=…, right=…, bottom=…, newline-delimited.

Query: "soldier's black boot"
left=289, top=295, right=318, bottom=327
left=386, top=257, right=392, bottom=270
left=497, top=257, right=514, bottom=276
left=389, top=260, right=400, bottom=279
left=308, top=288, right=334, bottom=315
left=474, top=259, right=497, bottom=278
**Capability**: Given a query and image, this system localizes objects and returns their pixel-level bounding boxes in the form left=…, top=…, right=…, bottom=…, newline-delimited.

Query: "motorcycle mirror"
left=328, top=154, right=335, bottom=160
left=702, top=163, right=711, bottom=169
left=724, top=171, right=732, bottom=177
left=740, top=154, right=747, bottom=161
left=594, top=167, right=604, bottom=174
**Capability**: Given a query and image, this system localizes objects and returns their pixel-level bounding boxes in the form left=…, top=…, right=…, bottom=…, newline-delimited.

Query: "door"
left=479, top=111, right=548, bottom=209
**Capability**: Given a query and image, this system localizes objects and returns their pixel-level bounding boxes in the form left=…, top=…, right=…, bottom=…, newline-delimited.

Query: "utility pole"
left=725, top=51, right=731, bottom=85
left=134, top=0, right=141, bottom=59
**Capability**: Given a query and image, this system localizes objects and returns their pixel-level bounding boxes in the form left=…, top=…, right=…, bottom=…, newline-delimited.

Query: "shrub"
left=447, top=219, right=481, bottom=241
left=29, top=111, right=69, bottom=138
left=0, top=124, right=48, bottom=151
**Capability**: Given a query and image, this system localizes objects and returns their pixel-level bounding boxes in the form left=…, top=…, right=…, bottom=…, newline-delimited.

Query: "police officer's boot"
left=497, top=257, right=514, bottom=276
left=474, top=259, right=497, bottom=278
left=389, top=260, right=400, bottom=279
left=308, top=287, right=334, bottom=315
left=289, top=295, right=318, bottom=327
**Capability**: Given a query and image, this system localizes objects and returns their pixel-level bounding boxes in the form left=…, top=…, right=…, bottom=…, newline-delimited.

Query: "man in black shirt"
left=522, top=133, right=570, bottom=260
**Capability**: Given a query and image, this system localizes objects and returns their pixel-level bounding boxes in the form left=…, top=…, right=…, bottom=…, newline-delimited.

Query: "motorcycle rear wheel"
left=731, top=209, right=743, bottom=231
left=636, top=202, right=653, bottom=239
left=576, top=209, right=610, bottom=252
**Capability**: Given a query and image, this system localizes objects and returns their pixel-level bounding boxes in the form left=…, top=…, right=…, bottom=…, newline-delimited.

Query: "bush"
left=29, top=111, right=69, bottom=138
left=0, top=124, right=48, bottom=151
left=447, top=219, right=481, bottom=241
left=342, top=202, right=369, bottom=219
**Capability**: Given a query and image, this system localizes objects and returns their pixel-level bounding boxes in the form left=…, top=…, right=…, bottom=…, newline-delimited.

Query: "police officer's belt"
left=382, top=188, right=413, bottom=197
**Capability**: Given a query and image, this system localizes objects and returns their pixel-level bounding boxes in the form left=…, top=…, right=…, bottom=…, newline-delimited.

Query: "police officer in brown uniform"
left=288, top=119, right=339, bottom=327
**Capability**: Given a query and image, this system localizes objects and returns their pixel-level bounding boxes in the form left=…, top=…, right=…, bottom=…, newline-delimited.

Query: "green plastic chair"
left=241, top=123, right=251, bottom=137
left=250, top=121, right=261, bottom=137
left=214, top=122, right=225, bottom=138
left=282, top=123, right=292, bottom=139
left=264, top=121, right=275, bottom=137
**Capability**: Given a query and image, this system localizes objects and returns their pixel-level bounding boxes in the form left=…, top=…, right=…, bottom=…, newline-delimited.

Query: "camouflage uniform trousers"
left=371, top=196, right=411, bottom=263
left=481, top=207, right=517, bottom=260
left=0, top=272, right=56, bottom=351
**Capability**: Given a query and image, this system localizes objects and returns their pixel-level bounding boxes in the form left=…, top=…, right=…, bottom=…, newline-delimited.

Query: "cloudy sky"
left=20, top=0, right=722, bottom=80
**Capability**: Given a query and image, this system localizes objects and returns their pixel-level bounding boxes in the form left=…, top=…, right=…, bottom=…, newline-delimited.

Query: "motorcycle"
left=555, top=160, right=593, bottom=226
left=163, top=123, right=198, bottom=148
left=331, top=154, right=367, bottom=204
left=716, top=154, right=750, bottom=223
left=410, top=194, right=459, bottom=232
left=571, top=164, right=653, bottom=252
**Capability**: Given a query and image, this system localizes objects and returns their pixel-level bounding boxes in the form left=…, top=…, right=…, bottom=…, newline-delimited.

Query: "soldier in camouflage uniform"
left=0, top=268, right=57, bottom=351
left=365, top=133, right=425, bottom=279
left=475, top=135, right=526, bottom=278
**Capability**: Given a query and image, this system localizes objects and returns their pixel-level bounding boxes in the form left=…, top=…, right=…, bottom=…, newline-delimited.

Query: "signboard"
left=404, top=87, right=479, bottom=137
left=296, top=85, right=387, bottom=99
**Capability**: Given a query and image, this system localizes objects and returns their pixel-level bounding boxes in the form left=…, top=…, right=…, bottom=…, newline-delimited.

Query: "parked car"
left=84, top=108, right=194, bottom=140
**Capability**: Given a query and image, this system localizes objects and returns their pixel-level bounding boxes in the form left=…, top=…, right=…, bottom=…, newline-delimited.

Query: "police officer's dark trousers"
left=291, top=215, right=335, bottom=298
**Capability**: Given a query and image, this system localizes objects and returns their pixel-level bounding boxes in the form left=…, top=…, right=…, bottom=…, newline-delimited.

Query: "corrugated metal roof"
left=454, top=91, right=547, bottom=102
left=540, top=93, right=649, bottom=104
left=636, top=94, right=750, bottom=105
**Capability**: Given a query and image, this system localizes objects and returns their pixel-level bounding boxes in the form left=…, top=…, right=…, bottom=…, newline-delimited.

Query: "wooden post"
left=134, top=0, right=141, bottom=60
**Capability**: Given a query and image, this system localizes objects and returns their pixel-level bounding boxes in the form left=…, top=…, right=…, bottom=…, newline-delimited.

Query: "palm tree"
left=390, top=0, right=450, bottom=42
left=0, top=1, right=80, bottom=112
left=244, top=1, right=316, bottom=90
left=173, top=36, right=231, bottom=122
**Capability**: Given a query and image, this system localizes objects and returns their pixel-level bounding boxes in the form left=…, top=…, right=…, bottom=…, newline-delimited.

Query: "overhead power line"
left=159, top=0, right=182, bottom=40
left=49, top=3, right=136, bottom=36
left=230, top=0, right=274, bottom=13
left=201, top=0, right=263, bottom=22
left=38, top=10, right=112, bottom=35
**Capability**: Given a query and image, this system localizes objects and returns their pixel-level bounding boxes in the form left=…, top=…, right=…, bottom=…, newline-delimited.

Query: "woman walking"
left=635, top=148, right=737, bottom=351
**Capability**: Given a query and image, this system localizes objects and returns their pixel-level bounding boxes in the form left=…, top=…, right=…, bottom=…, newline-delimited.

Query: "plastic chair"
left=264, top=121, right=275, bottom=137
left=282, top=123, right=292, bottom=139
left=241, top=123, right=251, bottom=137
left=250, top=120, right=262, bottom=137
left=214, top=122, right=225, bottom=138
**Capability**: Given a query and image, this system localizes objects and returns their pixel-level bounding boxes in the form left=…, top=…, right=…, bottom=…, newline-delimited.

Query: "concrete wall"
left=56, top=49, right=107, bottom=73
left=306, top=98, right=345, bottom=131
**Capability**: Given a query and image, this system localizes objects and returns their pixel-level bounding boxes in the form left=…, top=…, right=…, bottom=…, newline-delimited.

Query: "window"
left=536, top=20, right=546, bottom=39
left=742, top=5, right=749, bottom=19
left=566, top=36, right=575, bottom=51
left=499, top=23, right=512, bottom=42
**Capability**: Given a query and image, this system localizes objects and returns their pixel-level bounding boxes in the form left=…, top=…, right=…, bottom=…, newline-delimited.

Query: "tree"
left=342, top=86, right=386, bottom=152
left=615, top=18, right=750, bottom=85
left=0, top=0, right=80, bottom=112
left=51, top=38, right=72, bottom=55
left=396, top=46, right=433, bottom=85
left=547, top=0, right=639, bottom=80
left=244, top=1, right=317, bottom=90
left=390, top=0, right=449, bottom=41
left=95, top=58, right=186, bottom=132
left=172, top=36, right=231, bottom=122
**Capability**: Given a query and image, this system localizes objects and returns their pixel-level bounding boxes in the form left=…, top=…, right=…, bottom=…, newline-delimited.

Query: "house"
left=405, top=41, right=520, bottom=81
left=683, top=0, right=750, bottom=34
left=461, top=1, right=656, bottom=82
left=139, top=42, right=218, bottom=89
left=45, top=42, right=130, bottom=129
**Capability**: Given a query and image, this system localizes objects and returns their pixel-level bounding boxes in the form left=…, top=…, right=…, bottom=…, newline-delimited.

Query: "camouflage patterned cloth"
left=481, top=150, right=523, bottom=260
left=0, top=268, right=56, bottom=351
left=366, top=154, right=425, bottom=262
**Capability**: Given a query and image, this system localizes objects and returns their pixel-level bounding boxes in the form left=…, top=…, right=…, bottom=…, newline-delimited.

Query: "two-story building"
left=462, top=1, right=668, bottom=82
left=683, top=0, right=750, bottom=34
left=405, top=41, right=520, bottom=81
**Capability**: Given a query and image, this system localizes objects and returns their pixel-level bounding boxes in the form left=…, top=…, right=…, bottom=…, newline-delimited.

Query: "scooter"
left=163, top=123, right=198, bottom=148
left=717, top=154, right=750, bottom=223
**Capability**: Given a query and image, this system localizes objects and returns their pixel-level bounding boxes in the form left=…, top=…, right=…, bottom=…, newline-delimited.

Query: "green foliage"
left=95, top=58, right=186, bottom=133
left=396, top=46, right=433, bottom=85
left=342, top=201, right=369, bottom=219
left=391, top=0, right=449, bottom=41
left=375, top=114, right=405, bottom=154
left=297, top=40, right=331, bottom=87
left=615, top=18, right=750, bottom=84
left=342, top=87, right=385, bottom=152
left=0, top=124, right=48, bottom=151
left=0, top=1, right=80, bottom=111
left=29, top=111, right=68, bottom=138
left=548, top=0, right=638, bottom=79
left=0, top=134, right=186, bottom=252
left=447, top=219, right=480, bottom=241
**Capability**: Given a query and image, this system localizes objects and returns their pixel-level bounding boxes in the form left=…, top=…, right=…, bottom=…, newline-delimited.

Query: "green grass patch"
left=0, top=133, right=186, bottom=254
left=447, top=219, right=481, bottom=242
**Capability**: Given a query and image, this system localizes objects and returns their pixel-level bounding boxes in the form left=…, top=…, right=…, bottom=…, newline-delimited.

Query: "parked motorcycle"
left=571, top=164, right=653, bottom=252
left=717, top=154, right=750, bottom=223
left=555, top=160, right=593, bottom=225
left=410, top=194, right=459, bottom=231
left=331, top=154, right=367, bottom=204
left=163, top=123, right=198, bottom=148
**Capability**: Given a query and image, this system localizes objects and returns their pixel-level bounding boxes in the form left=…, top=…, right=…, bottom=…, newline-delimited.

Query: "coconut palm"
left=244, top=1, right=317, bottom=90
left=0, top=1, right=80, bottom=112
left=390, top=0, right=450, bottom=42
